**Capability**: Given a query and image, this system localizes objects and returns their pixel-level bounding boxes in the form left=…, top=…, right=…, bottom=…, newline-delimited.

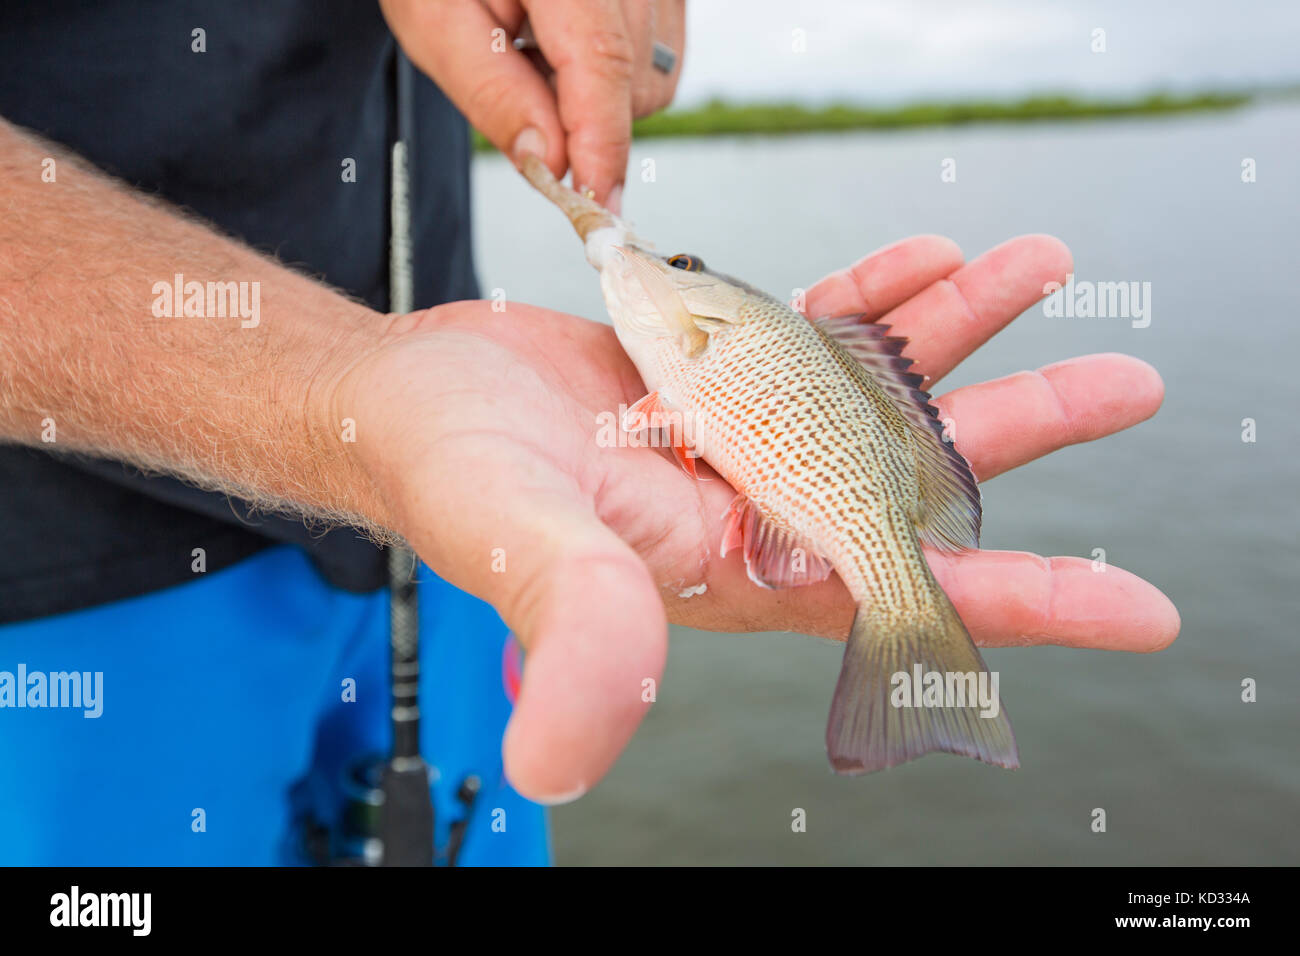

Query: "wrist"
left=302, top=306, right=405, bottom=533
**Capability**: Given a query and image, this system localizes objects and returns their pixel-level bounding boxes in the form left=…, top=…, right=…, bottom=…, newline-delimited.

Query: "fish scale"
left=650, top=301, right=932, bottom=612
left=522, top=154, right=1019, bottom=774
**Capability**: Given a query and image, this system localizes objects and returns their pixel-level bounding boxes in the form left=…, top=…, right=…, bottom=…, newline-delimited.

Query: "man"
left=0, top=2, right=1178, bottom=865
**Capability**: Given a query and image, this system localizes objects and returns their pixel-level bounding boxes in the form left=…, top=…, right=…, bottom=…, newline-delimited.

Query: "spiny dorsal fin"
left=813, top=314, right=981, bottom=550
left=720, top=494, right=836, bottom=589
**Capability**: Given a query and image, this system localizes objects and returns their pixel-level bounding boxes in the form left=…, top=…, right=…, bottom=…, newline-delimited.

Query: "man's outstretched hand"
left=332, top=234, right=1180, bottom=803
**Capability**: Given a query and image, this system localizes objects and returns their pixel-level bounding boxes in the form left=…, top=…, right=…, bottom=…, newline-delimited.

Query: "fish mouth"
left=608, top=244, right=675, bottom=299
left=608, top=243, right=660, bottom=269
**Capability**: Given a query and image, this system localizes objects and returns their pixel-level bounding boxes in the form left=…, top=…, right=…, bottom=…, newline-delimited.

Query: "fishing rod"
left=301, top=50, right=438, bottom=869
left=377, top=49, right=435, bottom=868
left=301, top=48, right=493, bottom=871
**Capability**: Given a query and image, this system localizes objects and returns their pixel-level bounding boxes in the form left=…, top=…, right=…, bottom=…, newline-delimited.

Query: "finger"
left=674, top=523, right=1178, bottom=653
left=667, top=461, right=1175, bottom=653
left=500, top=507, right=667, bottom=804
left=528, top=0, right=635, bottom=204
left=926, top=549, right=1181, bottom=652
left=627, top=0, right=685, bottom=117
left=877, top=234, right=1074, bottom=385
left=382, top=0, right=568, bottom=178
left=621, top=0, right=656, bottom=117
left=934, top=353, right=1165, bottom=481
left=449, top=472, right=665, bottom=803
left=803, top=235, right=965, bottom=320
left=482, top=0, right=525, bottom=27
left=392, top=368, right=666, bottom=802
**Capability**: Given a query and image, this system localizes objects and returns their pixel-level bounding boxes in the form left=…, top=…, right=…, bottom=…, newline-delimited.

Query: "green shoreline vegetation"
left=472, top=88, right=1292, bottom=152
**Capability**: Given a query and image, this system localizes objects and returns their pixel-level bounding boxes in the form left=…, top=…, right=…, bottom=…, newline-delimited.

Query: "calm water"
left=472, top=102, right=1300, bottom=865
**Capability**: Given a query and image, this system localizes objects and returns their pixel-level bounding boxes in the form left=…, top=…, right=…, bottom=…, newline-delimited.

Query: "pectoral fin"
left=623, top=391, right=704, bottom=479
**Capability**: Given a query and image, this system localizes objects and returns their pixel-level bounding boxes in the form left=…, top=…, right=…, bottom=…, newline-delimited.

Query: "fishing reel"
left=299, top=542, right=482, bottom=867
left=299, top=755, right=482, bottom=867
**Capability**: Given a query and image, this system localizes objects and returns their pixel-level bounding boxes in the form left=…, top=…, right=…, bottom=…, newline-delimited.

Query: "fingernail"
left=530, top=781, right=588, bottom=806
left=512, top=126, right=546, bottom=162
left=606, top=183, right=624, bottom=216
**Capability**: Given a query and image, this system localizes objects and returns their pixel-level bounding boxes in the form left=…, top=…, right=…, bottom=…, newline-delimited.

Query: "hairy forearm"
left=0, top=118, right=395, bottom=532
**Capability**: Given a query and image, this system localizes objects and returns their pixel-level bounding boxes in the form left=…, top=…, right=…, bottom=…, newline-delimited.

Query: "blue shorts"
left=0, top=546, right=549, bottom=866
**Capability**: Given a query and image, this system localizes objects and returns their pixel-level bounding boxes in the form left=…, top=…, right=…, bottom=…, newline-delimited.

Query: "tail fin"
left=826, top=597, right=1019, bottom=774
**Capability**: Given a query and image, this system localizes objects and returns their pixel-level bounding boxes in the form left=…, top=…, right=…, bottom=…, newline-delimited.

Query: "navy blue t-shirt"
left=0, top=2, right=477, bottom=622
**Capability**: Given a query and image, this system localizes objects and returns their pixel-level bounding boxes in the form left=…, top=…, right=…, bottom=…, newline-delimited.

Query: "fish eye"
left=667, top=254, right=703, bottom=272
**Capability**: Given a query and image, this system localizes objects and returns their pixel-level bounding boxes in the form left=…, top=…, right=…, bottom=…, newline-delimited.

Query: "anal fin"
left=720, top=495, right=834, bottom=589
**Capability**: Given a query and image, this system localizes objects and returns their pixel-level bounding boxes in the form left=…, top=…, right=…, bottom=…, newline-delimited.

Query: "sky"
left=674, top=0, right=1300, bottom=106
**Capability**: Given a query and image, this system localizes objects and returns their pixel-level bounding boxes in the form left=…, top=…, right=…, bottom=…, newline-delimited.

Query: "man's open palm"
left=340, top=233, right=1179, bottom=802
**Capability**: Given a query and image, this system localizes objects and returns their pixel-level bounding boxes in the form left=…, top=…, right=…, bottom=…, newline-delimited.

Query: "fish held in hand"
left=520, top=156, right=1018, bottom=774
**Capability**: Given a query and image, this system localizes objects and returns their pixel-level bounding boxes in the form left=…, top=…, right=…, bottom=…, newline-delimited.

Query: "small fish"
left=521, top=156, right=1018, bottom=773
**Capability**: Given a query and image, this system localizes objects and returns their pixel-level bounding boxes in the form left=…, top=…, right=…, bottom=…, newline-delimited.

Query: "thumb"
left=382, top=0, right=568, bottom=178
left=411, top=435, right=668, bottom=803
left=498, top=504, right=667, bottom=803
